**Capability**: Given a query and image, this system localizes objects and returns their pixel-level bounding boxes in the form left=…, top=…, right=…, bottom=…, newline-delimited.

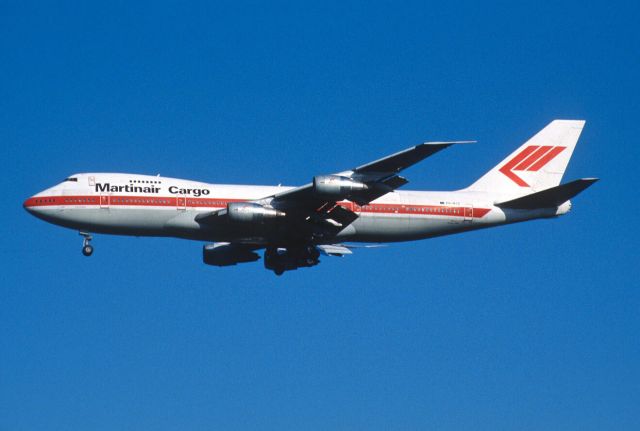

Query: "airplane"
left=24, top=120, right=597, bottom=275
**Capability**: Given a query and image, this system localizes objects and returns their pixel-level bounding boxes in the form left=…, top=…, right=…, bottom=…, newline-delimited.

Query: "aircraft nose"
left=23, top=196, right=37, bottom=214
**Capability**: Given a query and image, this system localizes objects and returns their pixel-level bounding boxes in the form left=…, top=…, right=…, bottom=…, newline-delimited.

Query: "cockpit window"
left=64, top=177, right=78, bottom=182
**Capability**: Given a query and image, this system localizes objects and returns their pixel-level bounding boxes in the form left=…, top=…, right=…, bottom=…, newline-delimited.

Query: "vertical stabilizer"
left=466, top=120, right=585, bottom=197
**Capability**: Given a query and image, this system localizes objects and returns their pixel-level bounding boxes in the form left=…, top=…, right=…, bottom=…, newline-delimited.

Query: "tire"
left=82, top=245, right=93, bottom=256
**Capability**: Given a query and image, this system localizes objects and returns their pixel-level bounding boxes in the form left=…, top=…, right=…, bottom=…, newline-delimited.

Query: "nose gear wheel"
left=79, top=232, right=94, bottom=256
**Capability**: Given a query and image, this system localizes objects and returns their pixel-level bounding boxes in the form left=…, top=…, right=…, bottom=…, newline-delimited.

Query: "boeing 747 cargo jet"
left=24, top=120, right=597, bottom=275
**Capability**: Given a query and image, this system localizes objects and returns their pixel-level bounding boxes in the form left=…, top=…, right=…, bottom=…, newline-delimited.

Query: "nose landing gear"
left=80, top=232, right=93, bottom=256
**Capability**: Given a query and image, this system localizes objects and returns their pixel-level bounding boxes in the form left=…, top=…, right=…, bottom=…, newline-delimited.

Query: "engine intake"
left=313, top=175, right=368, bottom=199
left=227, top=202, right=285, bottom=223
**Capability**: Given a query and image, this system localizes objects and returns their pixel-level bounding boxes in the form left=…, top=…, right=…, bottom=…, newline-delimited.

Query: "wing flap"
left=316, top=244, right=353, bottom=256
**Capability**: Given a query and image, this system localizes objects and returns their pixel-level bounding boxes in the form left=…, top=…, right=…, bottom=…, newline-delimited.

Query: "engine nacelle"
left=227, top=202, right=285, bottom=223
left=312, top=175, right=368, bottom=198
left=203, top=243, right=260, bottom=266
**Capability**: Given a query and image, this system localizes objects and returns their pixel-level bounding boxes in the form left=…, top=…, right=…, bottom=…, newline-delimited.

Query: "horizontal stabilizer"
left=496, top=178, right=598, bottom=209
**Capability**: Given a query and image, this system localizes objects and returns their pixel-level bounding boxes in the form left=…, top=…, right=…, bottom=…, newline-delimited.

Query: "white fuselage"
left=24, top=173, right=569, bottom=245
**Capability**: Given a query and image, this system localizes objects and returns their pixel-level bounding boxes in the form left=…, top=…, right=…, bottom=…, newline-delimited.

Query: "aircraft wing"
left=352, top=141, right=474, bottom=176
left=198, top=141, right=471, bottom=240
left=265, top=141, right=472, bottom=208
left=250, top=141, right=472, bottom=237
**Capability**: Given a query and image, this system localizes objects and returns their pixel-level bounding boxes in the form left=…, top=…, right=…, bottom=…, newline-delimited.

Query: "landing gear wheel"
left=79, top=232, right=94, bottom=257
left=274, top=268, right=284, bottom=276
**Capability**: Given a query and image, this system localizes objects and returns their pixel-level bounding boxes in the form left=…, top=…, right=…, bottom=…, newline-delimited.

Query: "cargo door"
left=100, top=193, right=110, bottom=209
left=463, top=204, right=473, bottom=223
left=176, top=194, right=187, bottom=211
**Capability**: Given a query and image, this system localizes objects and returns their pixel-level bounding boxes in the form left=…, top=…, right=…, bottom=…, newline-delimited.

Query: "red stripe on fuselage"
left=24, top=195, right=493, bottom=219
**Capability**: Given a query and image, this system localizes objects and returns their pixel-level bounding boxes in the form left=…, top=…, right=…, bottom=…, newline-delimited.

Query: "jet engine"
left=203, top=243, right=260, bottom=266
left=227, top=202, right=285, bottom=223
left=312, top=175, right=368, bottom=199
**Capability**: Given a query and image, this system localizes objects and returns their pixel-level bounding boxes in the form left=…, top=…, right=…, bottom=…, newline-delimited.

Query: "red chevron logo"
left=499, top=145, right=566, bottom=187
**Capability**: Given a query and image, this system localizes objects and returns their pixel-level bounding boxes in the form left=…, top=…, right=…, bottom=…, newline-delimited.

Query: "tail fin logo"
left=499, top=145, right=566, bottom=187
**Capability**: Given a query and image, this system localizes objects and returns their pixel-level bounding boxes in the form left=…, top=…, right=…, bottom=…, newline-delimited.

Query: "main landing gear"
left=80, top=232, right=93, bottom=256
left=264, top=246, right=320, bottom=276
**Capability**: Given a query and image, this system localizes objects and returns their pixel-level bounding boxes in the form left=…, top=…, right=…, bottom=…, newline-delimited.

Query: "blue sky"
left=1, top=1, right=638, bottom=429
